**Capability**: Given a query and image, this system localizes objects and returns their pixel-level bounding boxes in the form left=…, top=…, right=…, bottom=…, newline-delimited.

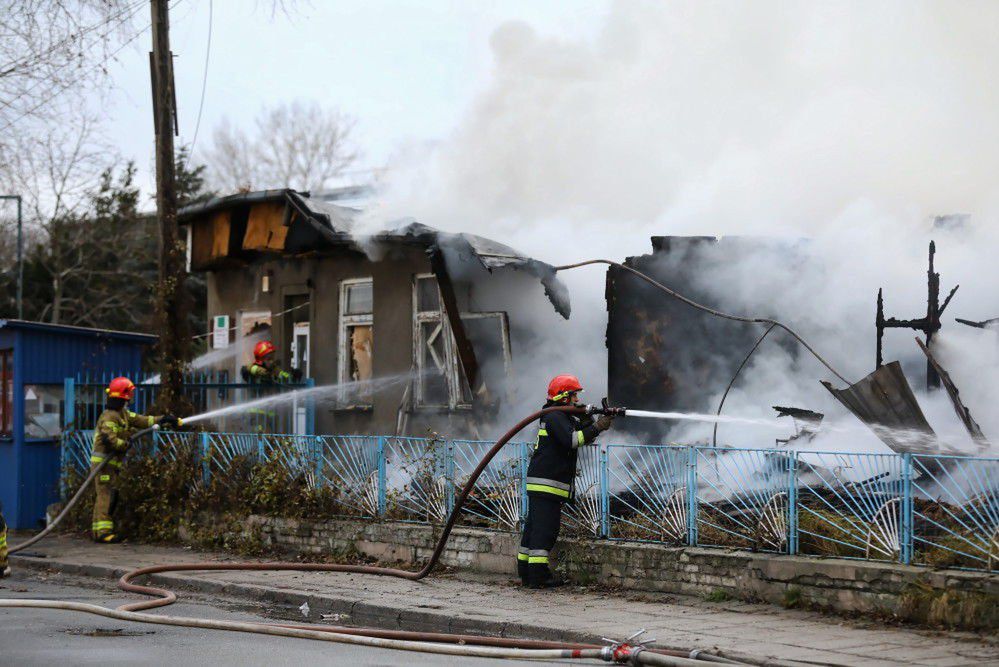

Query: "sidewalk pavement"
left=7, top=535, right=997, bottom=667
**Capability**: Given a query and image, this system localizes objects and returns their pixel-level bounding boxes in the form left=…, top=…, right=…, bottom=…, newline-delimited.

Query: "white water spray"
left=624, top=409, right=784, bottom=430
left=142, top=333, right=267, bottom=385
left=181, top=374, right=416, bottom=425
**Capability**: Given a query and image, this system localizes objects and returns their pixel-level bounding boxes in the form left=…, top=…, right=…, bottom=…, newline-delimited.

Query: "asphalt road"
left=0, top=569, right=575, bottom=666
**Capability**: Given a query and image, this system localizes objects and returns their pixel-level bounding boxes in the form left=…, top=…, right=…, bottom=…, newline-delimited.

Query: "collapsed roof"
left=179, top=189, right=569, bottom=318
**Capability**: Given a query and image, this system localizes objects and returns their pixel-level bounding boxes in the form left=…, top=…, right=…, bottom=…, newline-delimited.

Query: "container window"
left=24, top=384, right=63, bottom=439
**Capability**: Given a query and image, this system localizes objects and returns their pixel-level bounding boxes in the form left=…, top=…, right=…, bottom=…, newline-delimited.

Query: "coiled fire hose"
left=2, top=411, right=757, bottom=665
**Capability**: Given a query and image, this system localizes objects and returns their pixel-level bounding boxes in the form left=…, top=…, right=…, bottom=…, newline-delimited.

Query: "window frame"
left=0, top=348, right=11, bottom=438
left=337, top=277, right=374, bottom=408
left=412, top=275, right=511, bottom=410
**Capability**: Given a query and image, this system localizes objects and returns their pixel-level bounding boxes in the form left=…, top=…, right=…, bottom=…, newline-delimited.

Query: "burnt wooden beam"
left=956, top=317, right=999, bottom=329
left=874, top=240, right=958, bottom=390
left=915, top=337, right=990, bottom=453
left=428, top=246, right=481, bottom=398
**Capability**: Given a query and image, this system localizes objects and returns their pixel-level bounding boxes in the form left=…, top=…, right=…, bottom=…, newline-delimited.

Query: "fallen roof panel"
left=821, top=361, right=939, bottom=455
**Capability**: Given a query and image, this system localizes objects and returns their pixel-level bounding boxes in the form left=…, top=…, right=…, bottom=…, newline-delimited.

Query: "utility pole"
left=0, top=195, right=23, bottom=319
left=150, top=0, right=189, bottom=412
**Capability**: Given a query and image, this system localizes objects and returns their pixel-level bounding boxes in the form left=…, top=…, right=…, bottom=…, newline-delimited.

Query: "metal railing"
left=60, top=431, right=999, bottom=573
left=64, top=372, right=315, bottom=436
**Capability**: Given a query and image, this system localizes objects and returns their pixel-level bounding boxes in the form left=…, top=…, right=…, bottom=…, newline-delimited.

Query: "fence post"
left=377, top=436, right=387, bottom=517
left=599, top=445, right=609, bottom=538
left=200, top=431, right=210, bottom=484
left=313, top=436, right=324, bottom=486
left=788, top=452, right=798, bottom=555
left=686, top=446, right=698, bottom=547
left=901, top=452, right=913, bottom=565
left=151, top=428, right=160, bottom=457
left=305, top=377, right=316, bottom=436
left=63, top=377, right=75, bottom=432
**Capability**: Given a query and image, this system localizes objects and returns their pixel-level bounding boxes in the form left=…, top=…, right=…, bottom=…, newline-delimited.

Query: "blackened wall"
left=606, top=237, right=764, bottom=439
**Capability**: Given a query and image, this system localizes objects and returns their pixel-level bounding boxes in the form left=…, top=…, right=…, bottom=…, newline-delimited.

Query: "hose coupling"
left=600, top=629, right=656, bottom=664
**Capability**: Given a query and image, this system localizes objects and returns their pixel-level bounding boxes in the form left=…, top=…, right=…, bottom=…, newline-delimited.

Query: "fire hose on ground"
left=2, top=258, right=849, bottom=664
left=3, top=412, right=764, bottom=665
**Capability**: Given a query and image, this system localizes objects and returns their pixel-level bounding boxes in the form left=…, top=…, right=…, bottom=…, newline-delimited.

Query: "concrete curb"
left=12, top=554, right=600, bottom=644
left=11, top=553, right=827, bottom=667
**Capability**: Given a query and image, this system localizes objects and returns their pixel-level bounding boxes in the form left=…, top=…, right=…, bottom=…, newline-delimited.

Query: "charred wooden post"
left=875, top=241, right=959, bottom=390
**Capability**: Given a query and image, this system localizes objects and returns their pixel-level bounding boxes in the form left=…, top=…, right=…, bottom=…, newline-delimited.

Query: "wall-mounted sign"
left=212, top=315, right=230, bottom=349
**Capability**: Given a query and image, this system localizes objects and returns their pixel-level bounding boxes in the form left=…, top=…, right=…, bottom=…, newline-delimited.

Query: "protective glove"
left=159, top=414, right=181, bottom=428
left=291, top=367, right=303, bottom=382
left=595, top=415, right=615, bottom=432
left=240, top=366, right=251, bottom=382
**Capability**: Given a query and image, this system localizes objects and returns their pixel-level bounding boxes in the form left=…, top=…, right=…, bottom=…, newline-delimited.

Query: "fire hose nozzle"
left=586, top=398, right=627, bottom=417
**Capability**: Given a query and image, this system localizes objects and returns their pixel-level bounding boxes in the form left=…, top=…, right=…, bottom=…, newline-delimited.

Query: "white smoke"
left=369, top=1, right=999, bottom=451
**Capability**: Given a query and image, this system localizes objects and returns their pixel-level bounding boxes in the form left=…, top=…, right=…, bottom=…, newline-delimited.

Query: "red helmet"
left=253, top=340, right=276, bottom=363
left=547, top=374, right=583, bottom=402
left=106, top=377, right=136, bottom=400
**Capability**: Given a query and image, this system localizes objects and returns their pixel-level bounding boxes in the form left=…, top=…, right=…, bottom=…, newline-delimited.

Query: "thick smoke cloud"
left=371, top=1, right=999, bottom=449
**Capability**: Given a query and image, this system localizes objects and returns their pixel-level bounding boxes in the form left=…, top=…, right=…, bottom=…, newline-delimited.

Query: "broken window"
left=413, top=275, right=511, bottom=409
left=338, top=278, right=374, bottom=407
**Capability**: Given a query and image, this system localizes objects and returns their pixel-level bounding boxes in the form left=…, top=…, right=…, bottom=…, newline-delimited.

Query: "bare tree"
left=205, top=100, right=358, bottom=192
left=0, top=1, right=138, bottom=146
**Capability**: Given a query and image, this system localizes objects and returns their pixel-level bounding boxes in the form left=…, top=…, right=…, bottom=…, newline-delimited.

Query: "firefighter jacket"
left=247, top=359, right=292, bottom=383
left=91, top=408, right=161, bottom=469
left=525, top=403, right=602, bottom=501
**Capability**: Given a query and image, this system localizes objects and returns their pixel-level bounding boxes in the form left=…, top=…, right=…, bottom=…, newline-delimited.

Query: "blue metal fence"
left=59, top=430, right=999, bottom=573
left=64, top=372, right=314, bottom=435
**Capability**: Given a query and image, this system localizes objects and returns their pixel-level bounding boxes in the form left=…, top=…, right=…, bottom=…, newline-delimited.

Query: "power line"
left=188, top=0, right=213, bottom=156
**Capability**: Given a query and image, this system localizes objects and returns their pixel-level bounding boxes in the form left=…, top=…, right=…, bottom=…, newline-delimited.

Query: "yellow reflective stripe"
left=525, top=483, right=570, bottom=498
left=527, top=556, right=549, bottom=564
left=0, top=535, right=6, bottom=547
left=147, top=416, right=155, bottom=427
left=537, top=429, right=548, bottom=437
left=92, top=521, right=114, bottom=530
left=575, top=430, right=585, bottom=447
left=99, top=474, right=111, bottom=482
left=90, top=455, right=105, bottom=463
left=517, top=553, right=529, bottom=561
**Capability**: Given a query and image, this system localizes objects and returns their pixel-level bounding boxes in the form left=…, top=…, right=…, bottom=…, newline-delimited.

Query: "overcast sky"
left=102, top=0, right=609, bottom=195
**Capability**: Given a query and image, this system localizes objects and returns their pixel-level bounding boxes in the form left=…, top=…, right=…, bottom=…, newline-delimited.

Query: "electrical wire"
left=555, top=259, right=851, bottom=385
left=711, top=324, right=777, bottom=448
left=187, top=0, right=213, bottom=156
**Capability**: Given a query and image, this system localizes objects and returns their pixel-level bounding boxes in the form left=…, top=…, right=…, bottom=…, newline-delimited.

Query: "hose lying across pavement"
left=4, top=410, right=750, bottom=665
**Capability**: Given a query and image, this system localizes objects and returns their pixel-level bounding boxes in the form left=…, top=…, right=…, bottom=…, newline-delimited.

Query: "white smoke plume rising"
left=365, top=1, right=999, bottom=451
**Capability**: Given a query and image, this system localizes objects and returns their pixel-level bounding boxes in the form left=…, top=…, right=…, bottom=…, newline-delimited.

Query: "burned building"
left=605, top=236, right=789, bottom=438
left=179, top=188, right=568, bottom=437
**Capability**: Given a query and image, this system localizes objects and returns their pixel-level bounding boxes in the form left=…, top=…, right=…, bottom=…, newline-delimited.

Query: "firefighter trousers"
left=518, top=493, right=563, bottom=585
left=91, top=464, right=119, bottom=540
left=0, top=510, right=7, bottom=570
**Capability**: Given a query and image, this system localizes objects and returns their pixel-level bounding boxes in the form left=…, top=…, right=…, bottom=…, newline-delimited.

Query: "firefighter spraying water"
left=89, top=378, right=180, bottom=543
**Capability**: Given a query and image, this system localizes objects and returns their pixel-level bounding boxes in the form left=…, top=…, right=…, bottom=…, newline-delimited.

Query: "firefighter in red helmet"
left=91, top=377, right=179, bottom=543
left=518, top=374, right=614, bottom=588
left=242, top=340, right=299, bottom=383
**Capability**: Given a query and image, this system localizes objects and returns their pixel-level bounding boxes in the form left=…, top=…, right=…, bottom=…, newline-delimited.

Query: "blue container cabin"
left=0, top=320, right=155, bottom=529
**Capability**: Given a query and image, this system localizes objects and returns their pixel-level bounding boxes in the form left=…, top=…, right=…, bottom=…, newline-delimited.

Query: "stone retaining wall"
left=218, top=515, right=998, bottom=631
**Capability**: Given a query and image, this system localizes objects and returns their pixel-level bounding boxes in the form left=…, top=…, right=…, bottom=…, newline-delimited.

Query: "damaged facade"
left=606, top=236, right=991, bottom=456
left=180, top=188, right=567, bottom=437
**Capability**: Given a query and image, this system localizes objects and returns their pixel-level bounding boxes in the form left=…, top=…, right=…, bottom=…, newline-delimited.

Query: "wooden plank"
left=242, top=202, right=288, bottom=251
left=209, top=210, right=231, bottom=260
